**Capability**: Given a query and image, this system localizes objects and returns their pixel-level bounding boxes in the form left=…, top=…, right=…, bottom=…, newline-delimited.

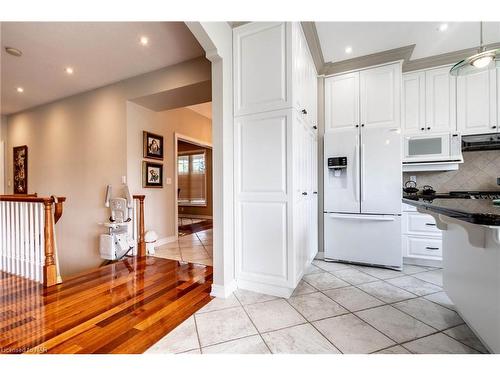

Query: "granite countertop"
left=403, top=196, right=500, bottom=226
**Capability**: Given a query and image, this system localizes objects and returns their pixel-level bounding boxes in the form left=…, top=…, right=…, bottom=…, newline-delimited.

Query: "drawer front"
left=406, top=236, right=442, bottom=259
left=406, top=212, right=441, bottom=235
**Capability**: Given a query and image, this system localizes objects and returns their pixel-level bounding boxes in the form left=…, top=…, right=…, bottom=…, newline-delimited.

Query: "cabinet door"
left=360, top=63, right=401, bottom=129
left=425, top=66, right=456, bottom=133
left=325, top=73, right=360, bottom=131
left=402, top=72, right=426, bottom=134
left=457, top=68, right=498, bottom=135
left=234, top=22, right=291, bottom=116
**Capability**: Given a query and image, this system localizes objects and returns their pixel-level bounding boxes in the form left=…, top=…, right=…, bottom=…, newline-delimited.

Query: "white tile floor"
left=145, top=259, right=488, bottom=354
left=153, top=229, right=213, bottom=266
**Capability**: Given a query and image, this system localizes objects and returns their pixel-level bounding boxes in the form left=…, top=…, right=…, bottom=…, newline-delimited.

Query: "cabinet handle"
left=313, top=192, right=318, bottom=194
left=425, top=223, right=436, bottom=226
left=425, top=246, right=439, bottom=250
left=313, top=125, right=318, bottom=130
left=301, top=109, right=308, bottom=115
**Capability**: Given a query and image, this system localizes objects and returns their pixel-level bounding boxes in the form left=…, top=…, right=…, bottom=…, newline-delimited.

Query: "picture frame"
left=13, top=145, right=28, bottom=194
left=143, top=131, right=164, bottom=160
left=142, top=161, right=163, bottom=188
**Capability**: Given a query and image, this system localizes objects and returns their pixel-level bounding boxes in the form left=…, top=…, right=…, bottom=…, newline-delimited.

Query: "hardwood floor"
left=0, top=257, right=213, bottom=354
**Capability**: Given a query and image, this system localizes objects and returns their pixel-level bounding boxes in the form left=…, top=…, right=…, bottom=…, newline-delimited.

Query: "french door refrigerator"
left=324, top=127, right=402, bottom=269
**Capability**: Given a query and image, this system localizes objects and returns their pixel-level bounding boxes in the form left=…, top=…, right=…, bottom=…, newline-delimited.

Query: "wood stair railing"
left=133, top=195, right=146, bottom=257
left=0, top=194, right=66, bottom=287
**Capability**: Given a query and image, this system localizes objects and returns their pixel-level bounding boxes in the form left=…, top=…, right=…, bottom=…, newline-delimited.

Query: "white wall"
left=186, top=22, right=235, bottom=297
left=5, top=57, right=211, bottom=276
left=126, top=103, right=212, bottom=242
left=0, top=115, right=6, bottom=194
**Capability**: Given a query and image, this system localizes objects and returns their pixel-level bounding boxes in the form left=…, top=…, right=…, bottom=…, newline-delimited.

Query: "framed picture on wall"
left=143, top=131, right=164, bottom=160
left=143, top=161, right=163, bottom=188
left=13, top=145, right=28, bottom=194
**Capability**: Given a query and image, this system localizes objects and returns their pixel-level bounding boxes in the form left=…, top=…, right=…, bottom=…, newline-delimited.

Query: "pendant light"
left=449, top=21, right=500, bottom=76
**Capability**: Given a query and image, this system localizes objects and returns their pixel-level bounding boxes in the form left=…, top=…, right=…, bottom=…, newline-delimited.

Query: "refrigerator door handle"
left=327, top=213, right=396, bottom=221
left=354, top=136, right=360, bottom=202
left=360, top=143, right=366, bottom=202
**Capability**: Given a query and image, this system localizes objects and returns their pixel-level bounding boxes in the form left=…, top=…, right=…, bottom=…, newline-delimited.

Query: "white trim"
left=324, top=59, right=404, bottom=78
left=154, top=235, right=178, bottom=248
left=403, top=256, right=442, bottom=268
left=236, top=279, right=293, bottom=299
left=210, top=280, right=237, bottom=299
left=178, top=214, right=213, bottom=220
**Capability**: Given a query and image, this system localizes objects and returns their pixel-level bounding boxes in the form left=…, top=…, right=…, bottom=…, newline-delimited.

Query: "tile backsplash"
left=403, top=150, right=500, bottom=192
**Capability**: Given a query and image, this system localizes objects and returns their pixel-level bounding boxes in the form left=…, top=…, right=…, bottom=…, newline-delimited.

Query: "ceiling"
left=316, top=22, right=500, bottom=64
left=186, top=102, right=211, bottom=119
left=1, top=22, right=204, bottom=115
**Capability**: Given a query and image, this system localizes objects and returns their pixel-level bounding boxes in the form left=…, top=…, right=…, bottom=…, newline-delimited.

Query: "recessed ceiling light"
left=5, top=46, right=22, bottom=57
left=65, top=67, right=74, bottom=75
left=345, top=46, right=353, bottom=54
left=439, top=23, right=448, bottom=32
left=16, top=87, right=24, bottom=93
left=140, top=36, right=149, bottom=46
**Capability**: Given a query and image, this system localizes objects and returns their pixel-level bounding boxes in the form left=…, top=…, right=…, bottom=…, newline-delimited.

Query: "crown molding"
left=321, top=44, right=415, bottom=76
left=301, top=22, right=325, bottom=73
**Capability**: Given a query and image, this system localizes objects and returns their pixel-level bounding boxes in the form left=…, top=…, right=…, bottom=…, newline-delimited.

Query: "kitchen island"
left=403, top=196, right=500, bottom=353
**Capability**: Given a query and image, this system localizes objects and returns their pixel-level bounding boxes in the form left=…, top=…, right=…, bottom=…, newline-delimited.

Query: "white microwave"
left=403, top=132, right=463, bottom=164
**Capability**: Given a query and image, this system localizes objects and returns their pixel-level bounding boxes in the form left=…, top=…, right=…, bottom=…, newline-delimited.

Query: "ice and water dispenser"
left=328, top=157, right=347, bottom=177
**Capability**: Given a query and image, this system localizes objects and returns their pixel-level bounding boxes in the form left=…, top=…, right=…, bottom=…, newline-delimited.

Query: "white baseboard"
left=236, top=279, right=293, bottom=299
left=179, top=214, right=213, bottom=220
left=155, top=235, right=178, bottom=248
left=210, top=280, right=237, bottom=299
left=315, top=251, right=325, bottom=260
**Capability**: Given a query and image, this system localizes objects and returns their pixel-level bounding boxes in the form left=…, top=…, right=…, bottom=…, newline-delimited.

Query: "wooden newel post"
left=43, top=199, right=57, bottom=287
left=135, top=195, right=146, bottom=257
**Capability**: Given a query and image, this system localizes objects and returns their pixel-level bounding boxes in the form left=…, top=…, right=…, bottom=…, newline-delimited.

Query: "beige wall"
left=127, top=104, right=212, bottom=242
left=0, top=115, right=6, bottom=194
left=5, top=57, right=211, bottom=276
left=403, top=150, right=500, bottom=192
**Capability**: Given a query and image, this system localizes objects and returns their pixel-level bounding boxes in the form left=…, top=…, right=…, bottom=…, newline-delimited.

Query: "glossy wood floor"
left=0, top=257, right=213, bottom=354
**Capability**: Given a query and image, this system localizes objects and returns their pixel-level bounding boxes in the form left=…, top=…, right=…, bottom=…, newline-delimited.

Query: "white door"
left=360, top=126, right=402, bottom=215
left=324, top=129, right=360, bottom=213
left=402, top=72, right=426, bottom=134
left=360, top=63, right=400, bottom=129
left=425, top=66, right=456, bottom=133
left=457, top=68, right=498, bottom=135
left=325, top=73, right=360, bottom=131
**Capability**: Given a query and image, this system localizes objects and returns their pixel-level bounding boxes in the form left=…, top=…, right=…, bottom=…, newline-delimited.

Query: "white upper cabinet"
left=457, top=68, right=498, bottom=135
left=402, top=72, right=425, bottom=134
left=325, top=62, right=401, bottom=132
left=360, top=63, right=401, bottom=129
left=402, top=65, right=457, bottom=135
left=234, top=22, right=291, bottom=116
left=234, top=22, right=318, bottom=128
left=325, top=73, right=359, bottom=131
left=425, top=66, right=456, bottom=134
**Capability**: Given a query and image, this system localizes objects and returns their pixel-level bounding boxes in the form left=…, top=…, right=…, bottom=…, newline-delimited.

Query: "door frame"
left=174, top=132, right=213, bottom=238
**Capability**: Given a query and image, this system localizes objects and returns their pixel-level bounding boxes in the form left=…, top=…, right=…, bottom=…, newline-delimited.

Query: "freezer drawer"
left=324, top=213, right=402, bottom=269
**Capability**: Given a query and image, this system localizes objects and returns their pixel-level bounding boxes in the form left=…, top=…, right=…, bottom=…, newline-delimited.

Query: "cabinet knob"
left=427, top=127, right=431, bottom=130
left=492, top=125, right=497, bottom=129
left=302, top=192, right=308, bottom=195
left=313, top=125, right=318, bottom=130
left=421, top=127, right=425, bottom=131
left=361, top=124, right=365, bottom=127
left=301, top=109, right=308, bottom=115
left=355, top=124, right=359, bottom=128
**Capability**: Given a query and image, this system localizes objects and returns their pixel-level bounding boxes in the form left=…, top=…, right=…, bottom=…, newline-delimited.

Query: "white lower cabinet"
left=402, top=204, right=442, bottom=267
left=235, top=109, right=318, bottom=297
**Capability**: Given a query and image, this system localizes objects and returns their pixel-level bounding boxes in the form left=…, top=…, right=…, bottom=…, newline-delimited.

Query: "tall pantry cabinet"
left=233, top=22, right=318, bottom=297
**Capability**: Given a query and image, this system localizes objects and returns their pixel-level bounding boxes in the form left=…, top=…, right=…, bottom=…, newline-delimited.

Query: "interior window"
left=177, top=151, right=207, bottom=206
